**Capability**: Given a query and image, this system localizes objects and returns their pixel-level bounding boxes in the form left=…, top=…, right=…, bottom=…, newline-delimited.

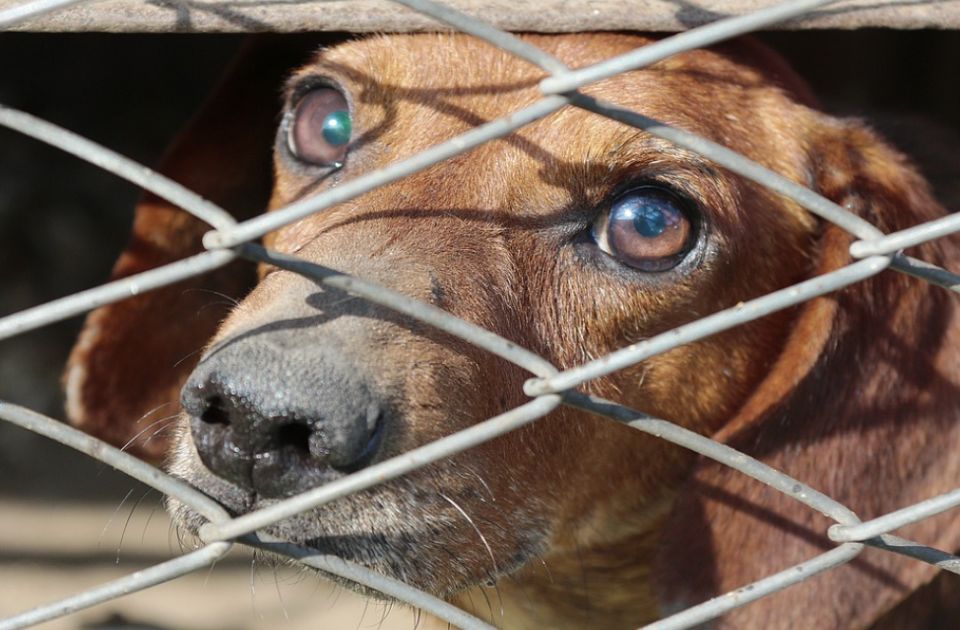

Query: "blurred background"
left=0, top=29, right=958, bottom=629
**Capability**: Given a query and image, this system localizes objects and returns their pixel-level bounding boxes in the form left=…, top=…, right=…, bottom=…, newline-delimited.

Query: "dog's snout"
left=181, top=335, right=386, bottom=497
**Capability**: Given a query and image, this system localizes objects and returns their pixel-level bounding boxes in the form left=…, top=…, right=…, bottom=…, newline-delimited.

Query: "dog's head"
left=65, top=33, right=960, bottom=628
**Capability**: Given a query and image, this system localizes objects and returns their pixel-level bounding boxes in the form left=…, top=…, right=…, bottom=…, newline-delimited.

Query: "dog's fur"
left=65, top=33, right=960, bottom=628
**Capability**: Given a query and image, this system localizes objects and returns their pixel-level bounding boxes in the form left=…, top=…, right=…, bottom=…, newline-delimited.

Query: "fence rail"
left=5, top=0, right=960, bottom=32
left=1, top=0, right=959, bottom=628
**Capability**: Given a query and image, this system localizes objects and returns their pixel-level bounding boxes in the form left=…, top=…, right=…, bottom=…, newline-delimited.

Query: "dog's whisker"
left=375, top=600, right=394, bottom=630
left=438, top=491, right=505, bottom=621
left=165, top=520, right=176, bottom=557
left=173, top=346, right=205, bottom=369
left=119, top=413, right=179, bottom=451
left=182, top=287, right=242, bottom=307
left=536, top=553, right=555, bottom=584
left=140, top=496, right=161, bottom=545
left=355, top=593, right=372, bottom=630
left=250, top=553, right=266, bottom=621
left=203, top=554, right=219, bottom=589
left=459, top=586, right=483, bottom=625
left=273, top=563, right=290, bottom=621
left=116, top=488, right=152, bottom=564
left=457, top=464, right=495, bottom=503
left=139, top=419, right=179, bottom=448
left=195, top=300, right=243, bottom=318
left=98, top=487, right=135, bottom=550
left=437, top=491, right=500, bottom=576
left=476, top=581, right=498, bottom=626
left=132, top=401, right=175, bottom=426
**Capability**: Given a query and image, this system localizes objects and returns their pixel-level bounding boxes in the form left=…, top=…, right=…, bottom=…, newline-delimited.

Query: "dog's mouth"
left=169, top=421, right=551, bottom=599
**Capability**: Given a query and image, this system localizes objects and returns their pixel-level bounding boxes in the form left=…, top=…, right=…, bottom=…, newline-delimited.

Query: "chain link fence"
left=1, top=0, right=959, bottom=628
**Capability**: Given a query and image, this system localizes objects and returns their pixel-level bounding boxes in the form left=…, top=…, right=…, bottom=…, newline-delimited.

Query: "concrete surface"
left=1, top=500, right=419, bottom=629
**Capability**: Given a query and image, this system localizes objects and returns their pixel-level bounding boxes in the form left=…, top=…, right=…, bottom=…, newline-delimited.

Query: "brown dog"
left=64, top=33, right=960, bottom=628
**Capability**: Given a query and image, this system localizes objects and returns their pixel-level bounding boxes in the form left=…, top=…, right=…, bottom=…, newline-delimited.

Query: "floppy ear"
left=654, top=119, right=960, bottom=626
left=64, top=36, right=322, bottom=460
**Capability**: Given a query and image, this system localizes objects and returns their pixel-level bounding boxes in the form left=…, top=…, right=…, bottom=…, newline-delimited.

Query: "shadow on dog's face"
left=168, top=32, right=826, bottom=598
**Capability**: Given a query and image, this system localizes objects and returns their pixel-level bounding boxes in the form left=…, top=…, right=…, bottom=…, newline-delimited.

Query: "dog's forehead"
left=292, top=34, right=813, bottom=177
left=302, top=32, right=801, bottom=145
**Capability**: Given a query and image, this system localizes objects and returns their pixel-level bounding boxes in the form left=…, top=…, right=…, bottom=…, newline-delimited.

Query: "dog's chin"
left=166, top=447, right=550, bottom=598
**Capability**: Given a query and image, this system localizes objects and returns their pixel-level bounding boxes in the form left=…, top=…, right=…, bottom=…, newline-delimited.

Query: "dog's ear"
left=655, top=119, right=960, bottom=626
left=64, top=36, right=322, bottom=460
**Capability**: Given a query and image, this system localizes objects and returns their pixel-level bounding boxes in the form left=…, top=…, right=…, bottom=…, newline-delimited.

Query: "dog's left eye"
left=592, top=186, right=696, bottom=272
left=287, top=87, right=352, bottom=167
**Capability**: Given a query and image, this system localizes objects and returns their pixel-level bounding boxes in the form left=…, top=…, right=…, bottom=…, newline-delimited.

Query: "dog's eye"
left=592, top=186, right=695, bottom=271
left=287, top=87, right=352, bottom=166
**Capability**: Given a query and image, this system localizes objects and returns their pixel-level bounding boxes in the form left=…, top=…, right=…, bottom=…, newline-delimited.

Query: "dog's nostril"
left=331, top=413, right=384, bottom=474
left=276, top=421, right=312, bottom=455
left=200, top=396, right=231, bottom=426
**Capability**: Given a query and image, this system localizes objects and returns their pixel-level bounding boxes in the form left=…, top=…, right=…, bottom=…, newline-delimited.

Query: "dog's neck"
left=453, top=495, right=675, bottom=629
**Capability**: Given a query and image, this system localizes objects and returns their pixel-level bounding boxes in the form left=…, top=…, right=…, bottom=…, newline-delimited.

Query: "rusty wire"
left=1, top=0, right=960, bottom=628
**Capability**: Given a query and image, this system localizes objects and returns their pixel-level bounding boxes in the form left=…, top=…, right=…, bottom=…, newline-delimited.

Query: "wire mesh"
left=1, top=0, right=960, bottom=628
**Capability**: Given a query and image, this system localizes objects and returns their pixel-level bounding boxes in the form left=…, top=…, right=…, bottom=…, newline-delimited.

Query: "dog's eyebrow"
left=283, top=71, right=348, bottom=104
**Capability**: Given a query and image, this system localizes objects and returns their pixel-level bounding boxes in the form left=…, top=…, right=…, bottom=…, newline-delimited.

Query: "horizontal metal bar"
left=0, top=542, right=233, bottom=630
left=0, top=402, right=230, bottom=524
left=6, top=0, right=959, bottom=33
left=245, top=534, right=496, bottom=630
left=563, top=392, right=860, bottom=526
left=0, top=104, right=236, bottom=230
left=390, top=0, right=569, bottom=74
left=203, top=95, right=568, bottom=250
left=539, top=0, right=840, bottom=95
left=866, top=534, right=960, bottom=576
left=198, top=394, right=561, bottom=543
left=0, top=250, right=235, bottom=341
left=238, top=244, right=558, bottom=378
left=829, top=487, right=960, bottom=543
left=889, top=254, right=960, bottom=294
left=525, top=255, right=889, bottom=396
left=568, top=93, right=884, bottom=241
left=0, top=0, right=84, bottom=29
left=644, top=543, right=862, bottom=630
left=850, top=212, right=960, bottom=258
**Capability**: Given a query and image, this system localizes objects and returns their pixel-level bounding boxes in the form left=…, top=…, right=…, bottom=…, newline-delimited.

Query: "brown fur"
left=66, top=33, right=960, bottom=628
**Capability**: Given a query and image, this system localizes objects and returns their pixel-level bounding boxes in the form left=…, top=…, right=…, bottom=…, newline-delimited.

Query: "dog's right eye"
left=286, top=87, right=352, bottom=167
left=592, top=185, right=697, bottom=272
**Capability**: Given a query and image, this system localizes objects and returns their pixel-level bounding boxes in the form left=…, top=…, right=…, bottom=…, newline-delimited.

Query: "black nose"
left=181, top=332, right=386, bottom=497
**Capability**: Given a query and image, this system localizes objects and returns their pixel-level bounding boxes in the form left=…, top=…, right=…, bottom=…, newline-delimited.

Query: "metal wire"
left=244, top=534, right=497, bottom=630
left=0, top=250, right=236, bottom=341
left=538, top=0, right=842, bottom=95
left=890, top=254, right=960, bottom=294
left=0, top=106, right=237, bottom=230
left=645, top=543, right=864, bottom=630
left=2, top=0, right=960, bottom=629
left=829, top=488, right=960, bottom=544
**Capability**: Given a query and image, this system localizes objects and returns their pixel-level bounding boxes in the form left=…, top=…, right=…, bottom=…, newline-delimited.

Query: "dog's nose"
left=180, top=334, right=385, bottom=497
